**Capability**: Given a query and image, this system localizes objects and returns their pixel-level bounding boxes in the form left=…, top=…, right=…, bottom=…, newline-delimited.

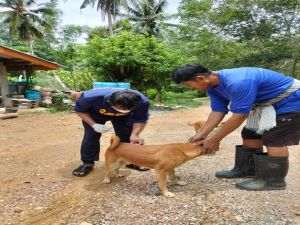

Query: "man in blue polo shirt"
left=72, top=88, right=150, bottom=177
left=171, top=64, right=300, bottom=191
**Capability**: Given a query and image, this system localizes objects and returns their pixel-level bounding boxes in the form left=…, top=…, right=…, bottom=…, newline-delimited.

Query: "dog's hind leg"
left=168, top=170, right=187, bottom=186
left=114, top=160, right=125, bottom=178
left=158, top=170, right=175, bottom=198
left=103, top=154, right=117, bottom=184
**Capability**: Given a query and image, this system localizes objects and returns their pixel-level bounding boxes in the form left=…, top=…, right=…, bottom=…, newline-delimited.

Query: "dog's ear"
left=194, top=120, right=206, bottom=132
left=197, top=121, right=206, bottom=127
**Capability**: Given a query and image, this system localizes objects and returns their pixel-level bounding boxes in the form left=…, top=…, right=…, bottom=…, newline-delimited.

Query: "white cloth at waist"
left=245, top=79, right=300, bottom=134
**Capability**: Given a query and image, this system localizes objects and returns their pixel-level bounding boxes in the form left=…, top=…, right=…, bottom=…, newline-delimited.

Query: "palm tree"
left=122, top=0, right=169, bottom=37
left=80, top=0, right=128, bottom=35
left=0, top=0, right=56, bottom=53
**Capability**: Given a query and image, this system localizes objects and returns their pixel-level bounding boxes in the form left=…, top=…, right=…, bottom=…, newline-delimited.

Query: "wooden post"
left=0, top=62, right=9, bottom=107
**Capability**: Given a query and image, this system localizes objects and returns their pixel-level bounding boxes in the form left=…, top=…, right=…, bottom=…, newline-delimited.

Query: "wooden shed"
left=0, top=44, right=62, bottom=107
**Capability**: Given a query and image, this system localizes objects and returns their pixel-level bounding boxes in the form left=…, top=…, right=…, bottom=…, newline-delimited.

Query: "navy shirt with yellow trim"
left=74, top=88, right=149, bottom=124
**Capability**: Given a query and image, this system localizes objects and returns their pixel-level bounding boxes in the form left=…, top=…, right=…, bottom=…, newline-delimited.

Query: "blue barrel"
left=117, top=82, right=130, bottom=89
left=93, top=82, right=118, bottom=89
left=93, top=82, right=130, bottom=89
left=25, top=90, right=41, bottom=101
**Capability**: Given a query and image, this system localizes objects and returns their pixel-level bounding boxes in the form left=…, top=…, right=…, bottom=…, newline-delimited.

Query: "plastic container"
left=8, top=83, right=18, bottom=95
left=17, top=82, right=27, bottom=95
left=117, top=82, right=130, bottom=89
left=93, top=82, right=118, bottom=89
left=25, top=90, right=41, bottom=101
left=93, top=82, right=130, bottom=89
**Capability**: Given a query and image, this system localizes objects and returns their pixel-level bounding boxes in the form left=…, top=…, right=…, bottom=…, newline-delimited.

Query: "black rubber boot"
left=215, top=145, right=263, bottom=178
left=236, top=154, right=289, bottom=191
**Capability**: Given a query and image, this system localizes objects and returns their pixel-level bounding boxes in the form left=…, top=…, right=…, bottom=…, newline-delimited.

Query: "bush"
left=56, top=70, right=97, bottom=91
left=146, top=89, right=157, bottom=100
left=51, top=92, right=72, bottom=111
left=83, top=31, right=192, bottom=92
left=160, top=90, right=205, bottom=108
left=168, top=83, right=190, bottom=93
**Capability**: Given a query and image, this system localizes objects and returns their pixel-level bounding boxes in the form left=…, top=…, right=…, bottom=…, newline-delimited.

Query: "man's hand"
left=130, top=134, right=144, bottom=145
left=198, top=138, right=220, bottom=154
left=189, top=133, right=207, bottom=144
left=92, top=124, right=111, bottom=133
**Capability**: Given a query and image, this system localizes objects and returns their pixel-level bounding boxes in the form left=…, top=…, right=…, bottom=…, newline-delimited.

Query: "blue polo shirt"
left=207, top=67, right=300, bottom=115
left=74, top=88, right=149, bottom=123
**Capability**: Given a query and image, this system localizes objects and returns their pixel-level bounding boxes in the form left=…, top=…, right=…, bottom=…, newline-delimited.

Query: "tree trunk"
left=107, top=4, right=113, bottom=35
left=120, top=65, right=125, bottom=76
left=28, top=39, right=34, bottom=54
left=291, top=55, right=298, bottom=78
left=155, top=89, right=162, bottom=102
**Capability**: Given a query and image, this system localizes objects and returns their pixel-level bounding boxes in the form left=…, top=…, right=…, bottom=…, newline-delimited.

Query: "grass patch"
left=157, top=91, right=208, bottom=108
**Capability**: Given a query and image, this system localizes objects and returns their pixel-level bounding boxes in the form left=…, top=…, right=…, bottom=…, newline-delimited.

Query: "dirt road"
left=0, top=106, right=299, bottom=225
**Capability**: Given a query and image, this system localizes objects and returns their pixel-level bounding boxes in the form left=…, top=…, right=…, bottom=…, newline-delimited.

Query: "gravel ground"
left=0, top=105, right=299, bottom=225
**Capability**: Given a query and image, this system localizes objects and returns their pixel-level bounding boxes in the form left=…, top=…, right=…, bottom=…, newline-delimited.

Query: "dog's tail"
left=107, top=135, right=121, bottom=151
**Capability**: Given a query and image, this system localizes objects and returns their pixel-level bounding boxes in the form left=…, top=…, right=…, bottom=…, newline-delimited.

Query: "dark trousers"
left=80, top=116, right=133, bottom=164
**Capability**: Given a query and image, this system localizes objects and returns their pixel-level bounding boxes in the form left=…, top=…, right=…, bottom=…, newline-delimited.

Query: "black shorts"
left=241, top=111, right=300, bottom=147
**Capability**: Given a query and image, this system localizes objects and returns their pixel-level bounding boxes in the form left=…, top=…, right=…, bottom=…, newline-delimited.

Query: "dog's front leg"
left=158, top=171, right=175, bottom=197
left=168, top=170, right=187, bottom=186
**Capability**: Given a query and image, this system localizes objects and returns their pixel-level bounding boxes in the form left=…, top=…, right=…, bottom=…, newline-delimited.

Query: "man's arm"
left=195, top=113, right=248, bottom=153
left=76, top=112, right=96, bottom=127
left=132, top=123, right=146, bottom=135
left=190, top=111, right=225, bottom=143
left=76, top=112, right=111, bottom=133
left=130, top=122, right=147, bottom=144
left=210, top=113, right=248, bottom=143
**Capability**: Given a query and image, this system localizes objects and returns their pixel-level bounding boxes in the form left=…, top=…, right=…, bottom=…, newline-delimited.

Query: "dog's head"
left=188, top=120, right=226, bottom=133
left=188, top=120, right=206, bottom=133
left=177, top=143, right=209, bottom=159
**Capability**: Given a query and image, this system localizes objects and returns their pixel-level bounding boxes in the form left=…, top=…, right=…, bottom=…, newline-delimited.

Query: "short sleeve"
left=208, top=90, right=230, bottom=113
left=228, top=80, right=258, bottom=114
left=74, top=94, right=92, bottom=112
left=131, top=101, right=149, bottom=124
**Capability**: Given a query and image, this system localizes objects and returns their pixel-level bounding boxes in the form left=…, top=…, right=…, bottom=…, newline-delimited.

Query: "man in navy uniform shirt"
left=171, top=64, right=300, bottom=191
left=73, top=88, right=150, bottom=176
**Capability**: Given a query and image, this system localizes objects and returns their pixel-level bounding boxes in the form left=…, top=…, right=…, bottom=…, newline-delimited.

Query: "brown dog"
left=103, top=135, right=207, bottom=197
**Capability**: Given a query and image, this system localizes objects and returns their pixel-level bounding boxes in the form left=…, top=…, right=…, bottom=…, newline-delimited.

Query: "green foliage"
left=83, top=31, right=191, bottom=91
left=56, top=70, right=96, bottom=91
left=161, top=90, right=204, bottom=108
left=209, top=0, right=300, bottom=40
left=167, top=83, right=206, bottom=97
left=146, top=88, right=157, bottom=100
left=177, top=0, right=300, bottom=76
left=51, top=92, right=70, bottom=105
left=59, top=25, right=90, bottom=43
left=0, top=0, right=58, bottom=44
left=88, top=26, right=110, bottom=39
left=80, top=0, right=128, bottom=35
left=122, top=0, right=171, bottom=38
left=3, top=0, right=300, bottom=108
left=50, top=92, right=72, bottom=111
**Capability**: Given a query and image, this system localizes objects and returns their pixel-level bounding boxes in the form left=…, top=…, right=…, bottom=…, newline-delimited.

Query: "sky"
left=57, top=0, right=181, bottom=27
